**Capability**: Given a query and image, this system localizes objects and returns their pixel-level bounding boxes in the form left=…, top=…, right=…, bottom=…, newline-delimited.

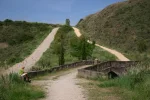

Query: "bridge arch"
left=108, top=71, right=119, bottom=79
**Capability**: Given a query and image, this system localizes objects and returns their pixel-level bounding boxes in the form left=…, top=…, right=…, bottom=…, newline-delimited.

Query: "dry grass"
left=78, top=78, right=121, bottom=100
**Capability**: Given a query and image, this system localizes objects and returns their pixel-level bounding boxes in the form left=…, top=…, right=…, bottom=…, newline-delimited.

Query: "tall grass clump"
left=0, top=73, right=45, bottom=100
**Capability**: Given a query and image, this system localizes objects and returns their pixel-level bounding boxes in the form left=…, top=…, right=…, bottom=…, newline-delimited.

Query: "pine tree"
left=66, top=19, right=70, bottom=26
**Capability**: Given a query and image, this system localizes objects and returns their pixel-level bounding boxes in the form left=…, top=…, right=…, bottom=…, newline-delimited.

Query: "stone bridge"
left=27, top=60, right=138, bottom=79
left=28, top=60, right=99, bottom=77
left=78, top=61, right=139, bottom=79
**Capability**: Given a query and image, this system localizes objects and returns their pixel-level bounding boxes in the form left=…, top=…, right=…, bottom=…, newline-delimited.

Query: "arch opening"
left=108, top=71, right=118, bottom=79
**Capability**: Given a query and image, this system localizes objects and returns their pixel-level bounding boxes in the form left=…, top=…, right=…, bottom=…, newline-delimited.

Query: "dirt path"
left=33, top=65, right=120, bottom=100
left=3, top=28, right=59, bottom=75
left=33, top=66, right=89, bottom=100
left=73, top=27, right=129, bottom=61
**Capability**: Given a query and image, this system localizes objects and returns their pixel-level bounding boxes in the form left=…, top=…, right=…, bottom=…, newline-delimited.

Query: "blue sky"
left=0, top=0, right=123, bottom=25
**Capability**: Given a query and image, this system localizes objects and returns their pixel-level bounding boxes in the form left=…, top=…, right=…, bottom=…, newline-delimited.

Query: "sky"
left=0, top=0, right=123, bottom=26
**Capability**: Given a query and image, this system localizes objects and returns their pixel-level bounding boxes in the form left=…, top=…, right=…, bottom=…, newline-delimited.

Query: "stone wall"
left=78, top=69, right=103, bottom=79
left=28, top=60, right=101, bottom=77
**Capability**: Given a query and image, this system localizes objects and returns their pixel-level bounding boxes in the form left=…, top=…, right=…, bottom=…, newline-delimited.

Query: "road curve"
left=73, top=27, right=129, bottom=61
left=3, top=28, right=59, bottom=75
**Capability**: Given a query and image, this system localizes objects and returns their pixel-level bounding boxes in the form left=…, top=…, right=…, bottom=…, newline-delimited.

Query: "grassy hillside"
left=0, top=19, right=56, bottom=67
left=77, top=0, right=150, bottom=60
left=32, top=25, right=116, bottom=70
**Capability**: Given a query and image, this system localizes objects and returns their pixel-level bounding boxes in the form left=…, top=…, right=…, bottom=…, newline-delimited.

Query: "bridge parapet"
left=78, top=61, right=139, bottom=79
left=28, top=60, right=100, bottom=77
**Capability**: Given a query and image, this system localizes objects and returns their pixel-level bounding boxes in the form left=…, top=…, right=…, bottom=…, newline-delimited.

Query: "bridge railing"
left=28, top=60, right=101, bottom=77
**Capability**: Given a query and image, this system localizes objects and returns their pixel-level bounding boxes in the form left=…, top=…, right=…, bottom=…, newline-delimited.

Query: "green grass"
left=98, top=66, right=150, bottom=100
left=92, top=46, right=116, bottom=61
left=0, top=73, right=45, bottom=100
left=99, top=75, right=134, bottom=89
left=0, top=20, right=55, bottom=67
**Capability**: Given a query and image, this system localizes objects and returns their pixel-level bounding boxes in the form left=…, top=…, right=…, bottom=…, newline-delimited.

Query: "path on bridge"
left=73, top=27, right=130, bottom=61
left=2, top=28, right=59, bottom=75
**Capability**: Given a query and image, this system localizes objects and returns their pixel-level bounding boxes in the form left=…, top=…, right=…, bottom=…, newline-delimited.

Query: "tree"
left=53, top=25, right=73, bottom=65
left=59, top=33, right=65, bottom=65
left=4, top=19, right=13, bottom=26
left=53, top=33, right=65, bottom=65
left=66, top=19, right=70, bottom=26
left=4, top=19, right=13, bottom=23
left=70, top=35, right=95, bottom=60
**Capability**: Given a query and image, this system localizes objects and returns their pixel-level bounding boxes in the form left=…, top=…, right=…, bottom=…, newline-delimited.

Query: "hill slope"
left=0, top=19, right=56, bottom=67
left=77, top=0, right=150, bottom=60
